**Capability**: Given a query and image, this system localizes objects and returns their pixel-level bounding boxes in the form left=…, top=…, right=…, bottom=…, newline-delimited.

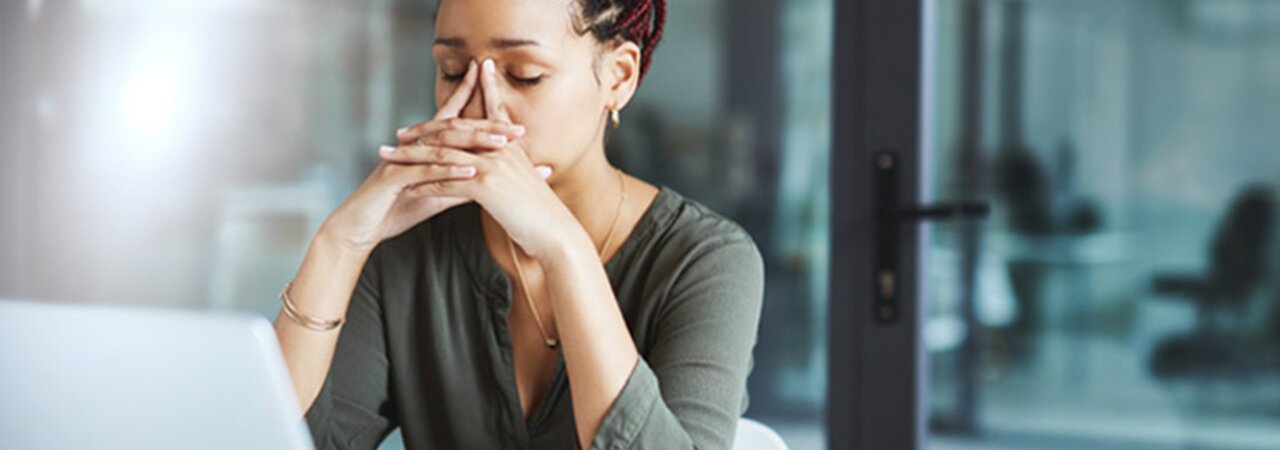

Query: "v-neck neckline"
left=454, top=186, right=676, bottom=440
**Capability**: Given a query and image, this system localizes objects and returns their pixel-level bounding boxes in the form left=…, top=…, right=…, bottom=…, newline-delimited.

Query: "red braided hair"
left=574, top=0, right=668, bottom=84
left=611, top=0, right=667, bottom=83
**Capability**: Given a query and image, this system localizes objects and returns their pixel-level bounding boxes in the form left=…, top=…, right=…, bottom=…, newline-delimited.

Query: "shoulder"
left=654, top=187, right=759, bottom=253
left=633, top=188, right=765, bottom=344
left=644, top=187, right=764, bottom=290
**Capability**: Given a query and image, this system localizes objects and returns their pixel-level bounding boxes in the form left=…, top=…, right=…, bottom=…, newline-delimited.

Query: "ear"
left=602, top=40, right=642, bottom=111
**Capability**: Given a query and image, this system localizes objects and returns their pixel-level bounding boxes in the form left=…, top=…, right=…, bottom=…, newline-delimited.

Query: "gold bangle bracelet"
left=279, top=280, right=343, bottom=332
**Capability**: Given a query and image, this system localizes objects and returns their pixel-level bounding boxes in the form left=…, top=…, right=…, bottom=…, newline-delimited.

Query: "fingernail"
left=510, top=124, right=526, bottom=135
left=459, top=166, right=477, bottom=177
left=396, top=127, right=409, bottom=137
left=379, top=145, right=395, bottom=154
left=488, top=134, right=508, bottom=145
left=536, top=166, right=552, bottom=178
left=483, top=59, right=495, bottom=74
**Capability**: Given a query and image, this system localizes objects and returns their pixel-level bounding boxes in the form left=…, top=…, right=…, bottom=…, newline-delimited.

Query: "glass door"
left=921, top=0, right=1280, bottom=449
left=832, top=0, right=1280, bottom=449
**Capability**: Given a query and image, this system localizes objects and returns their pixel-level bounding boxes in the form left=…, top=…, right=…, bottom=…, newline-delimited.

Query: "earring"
left=610, top=108, right=621, bottom=129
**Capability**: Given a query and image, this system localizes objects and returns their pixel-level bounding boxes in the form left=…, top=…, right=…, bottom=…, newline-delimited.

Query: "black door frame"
left=828, top=0, right=927, bottom=448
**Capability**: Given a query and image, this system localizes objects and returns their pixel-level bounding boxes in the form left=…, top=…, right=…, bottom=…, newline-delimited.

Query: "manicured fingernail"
left=487, top=134, right=508, bottom=145
left=536, top=166, right=552, bottom=178
left=396, top=127, right=409, bottom=137
left=510, top=124, right=526, bottom=135
left=483, top=59, right=495, bottom=74
left=458, top=166, right=477, bottom=177
left=379, top=145, right=395, bottom=154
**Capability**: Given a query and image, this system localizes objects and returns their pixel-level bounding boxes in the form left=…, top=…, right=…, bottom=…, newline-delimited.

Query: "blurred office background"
left=0, top=0, right=832, bottom=449
left=3, top=0, right=1280, bottom=449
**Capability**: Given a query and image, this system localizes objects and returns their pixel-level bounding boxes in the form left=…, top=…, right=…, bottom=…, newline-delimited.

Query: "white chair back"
left=732, top=417, right=790, bottom=450
left=380, top=417, right=790, bottom=450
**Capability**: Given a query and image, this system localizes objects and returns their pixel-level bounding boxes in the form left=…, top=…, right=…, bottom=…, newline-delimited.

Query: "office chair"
left=1149, top=185, right=1277, bottom=380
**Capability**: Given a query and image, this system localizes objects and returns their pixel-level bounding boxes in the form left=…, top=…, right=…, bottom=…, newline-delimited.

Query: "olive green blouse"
left=304, top=186, right=765, bottom=450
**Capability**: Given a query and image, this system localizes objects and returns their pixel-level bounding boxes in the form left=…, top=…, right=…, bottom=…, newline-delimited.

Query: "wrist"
left=535, top=225, right=595, bottom=266
left=309, top=229, right=375, bottom=275
left=289, top=231, right=373, bottom=319
left=315, top=223, right=376, bottom=258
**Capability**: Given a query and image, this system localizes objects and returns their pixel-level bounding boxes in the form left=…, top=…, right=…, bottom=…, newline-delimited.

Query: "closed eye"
left=443, top=71, right=466, bottom=83
left=442, top=72, right=543, bottom=86
left=508, top=74, right=545, bottom=86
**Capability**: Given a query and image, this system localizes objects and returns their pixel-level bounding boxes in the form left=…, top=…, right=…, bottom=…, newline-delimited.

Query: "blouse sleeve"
left=590, top=234, right=766, bottom=450
left=303, top=246, right=399, bottom=450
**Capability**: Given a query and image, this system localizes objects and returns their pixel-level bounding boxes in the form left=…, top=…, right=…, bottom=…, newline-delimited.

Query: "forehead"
left=435, top=0, right=581, bottom=49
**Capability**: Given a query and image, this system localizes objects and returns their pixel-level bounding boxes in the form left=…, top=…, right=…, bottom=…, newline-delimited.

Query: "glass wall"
left=925, top=0, right=1280, bottom=449
left=0, top=0, right=830, bottom=448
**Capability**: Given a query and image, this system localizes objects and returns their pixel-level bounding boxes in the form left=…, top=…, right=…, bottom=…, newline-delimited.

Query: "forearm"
left=273, top=230, right=372, bottom=415
left=540, top=231, right=640, bottom=449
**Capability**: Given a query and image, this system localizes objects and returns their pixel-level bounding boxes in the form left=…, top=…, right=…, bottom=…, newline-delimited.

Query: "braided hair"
left=571, top=0, right=668, bottom=84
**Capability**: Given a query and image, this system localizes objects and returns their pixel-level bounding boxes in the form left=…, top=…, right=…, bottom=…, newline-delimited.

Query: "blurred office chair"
left=1149, top=185, right=1277, bottom=380
left=1151, top=186, right=1275, bottom=334
left=733, top=418, right=790, bottom=450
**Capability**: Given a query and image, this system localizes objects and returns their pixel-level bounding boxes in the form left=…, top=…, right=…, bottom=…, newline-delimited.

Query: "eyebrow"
left=433, top=37, right=545, bottom=49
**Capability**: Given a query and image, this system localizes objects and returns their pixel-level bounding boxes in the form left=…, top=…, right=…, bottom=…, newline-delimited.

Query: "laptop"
left=0, top=299, right=315, bottom=450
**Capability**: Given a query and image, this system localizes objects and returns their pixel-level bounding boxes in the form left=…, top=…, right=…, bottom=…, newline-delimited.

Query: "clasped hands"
left=319, top=58, right=583, bottom=259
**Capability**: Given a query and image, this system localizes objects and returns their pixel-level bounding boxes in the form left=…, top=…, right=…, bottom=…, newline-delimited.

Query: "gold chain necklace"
left=506, top=168, right=628, bottom=350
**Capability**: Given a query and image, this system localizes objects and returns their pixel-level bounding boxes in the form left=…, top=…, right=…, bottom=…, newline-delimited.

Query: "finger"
left=536, top=165, right=552, bottom=179
left=432, top=60, right=479, bottom=120
left=480, top=59, right=512, bottom=123
left=397, top=118, right=524, bottom=143
left=378, top=143, right=488, bottom=166
left=404, top=178, right=474, bottom=198
left=419, top=128, right=512, bottom=151
left=379, top=163, right=477, bottom=192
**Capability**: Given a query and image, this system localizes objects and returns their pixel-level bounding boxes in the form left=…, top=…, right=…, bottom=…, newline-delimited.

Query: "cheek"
left=434, top=81, right=450, bottom=110
left=506, top=79, right=605, bottom=162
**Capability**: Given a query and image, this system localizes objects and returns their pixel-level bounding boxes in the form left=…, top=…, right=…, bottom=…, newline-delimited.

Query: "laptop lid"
left=0, top=300, right=314, bottom=450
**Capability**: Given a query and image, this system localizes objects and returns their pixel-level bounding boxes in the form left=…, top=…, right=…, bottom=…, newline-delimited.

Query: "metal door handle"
left=872, top=151, right=989, bottom=322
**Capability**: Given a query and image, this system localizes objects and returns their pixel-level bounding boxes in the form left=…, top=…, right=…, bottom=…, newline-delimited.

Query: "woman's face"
left=433, top=0, right=624, bottom=178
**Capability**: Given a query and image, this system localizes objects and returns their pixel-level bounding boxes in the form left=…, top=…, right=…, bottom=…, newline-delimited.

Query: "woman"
left=273, top=0, right=764, bottom=448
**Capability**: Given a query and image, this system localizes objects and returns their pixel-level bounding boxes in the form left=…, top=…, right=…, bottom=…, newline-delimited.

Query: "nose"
left=460, top=87, right=486, bottom=119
